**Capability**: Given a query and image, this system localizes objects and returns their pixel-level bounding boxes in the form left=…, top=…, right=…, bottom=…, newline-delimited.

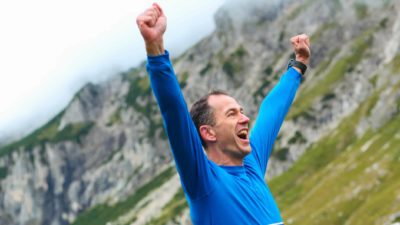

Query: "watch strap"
left=287, top=59, right=307, bottom=75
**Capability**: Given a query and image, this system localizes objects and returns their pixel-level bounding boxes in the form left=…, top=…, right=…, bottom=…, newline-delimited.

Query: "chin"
left=235, top=138, right=251, bottom=155
left=240, top=145, right=252, bottom=155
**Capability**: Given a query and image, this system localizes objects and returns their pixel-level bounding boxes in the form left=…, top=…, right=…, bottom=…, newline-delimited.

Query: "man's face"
left=208, top=94, right=251, bottom=159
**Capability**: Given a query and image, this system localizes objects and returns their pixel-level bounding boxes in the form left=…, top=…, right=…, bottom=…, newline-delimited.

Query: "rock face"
left=1, top=0, right=400, bottom=225
left=0, top=73, right=172, bottom=225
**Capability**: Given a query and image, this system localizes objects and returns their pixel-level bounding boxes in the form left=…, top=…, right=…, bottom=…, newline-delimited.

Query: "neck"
left=205, top=146, right=244, bottom=166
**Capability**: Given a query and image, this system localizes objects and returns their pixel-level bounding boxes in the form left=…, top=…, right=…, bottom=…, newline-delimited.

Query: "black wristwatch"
left=287, top=59, right=307, bottom=75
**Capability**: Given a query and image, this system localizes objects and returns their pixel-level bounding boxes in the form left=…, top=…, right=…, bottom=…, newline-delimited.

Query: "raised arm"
left=136, top=3, right=166, bottom=56
left=248, top=34, right=311, bottom=175
left=136, top=4, right=213, bottom=199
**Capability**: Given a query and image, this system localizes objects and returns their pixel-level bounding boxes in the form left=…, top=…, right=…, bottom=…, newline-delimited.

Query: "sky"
left=0, top=0, right=225, bottom=143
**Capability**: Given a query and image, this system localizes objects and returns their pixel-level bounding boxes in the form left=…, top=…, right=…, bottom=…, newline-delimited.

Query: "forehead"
left=208, top=94, right=241, bottom=113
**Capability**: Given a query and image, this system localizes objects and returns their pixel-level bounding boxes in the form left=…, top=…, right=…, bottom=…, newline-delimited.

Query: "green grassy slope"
left=270, top=91, right=400, bottom=225
left=71, top=167, right=175, bottom=225
left=0, top=111, right=95, bottom=158
left=145, top=189, right=187, bottom=225
left=288, top=29, right=374, bottom=120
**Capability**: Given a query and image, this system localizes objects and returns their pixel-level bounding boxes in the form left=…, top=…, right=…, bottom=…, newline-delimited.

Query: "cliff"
left=0, top=0, right=399, bottom=224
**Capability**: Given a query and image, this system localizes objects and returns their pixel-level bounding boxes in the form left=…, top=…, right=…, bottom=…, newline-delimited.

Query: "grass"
left=288, top=31, right=373, bottom=120
left=312, top=48, right=340, bottom=77
left=125, top=76, right=151, bottom=108
left=52, top=122, right=94, bottom=144
left=0, top=81, right=103, bottom=158
left=145, top=189, right=188, bottom=225
left=281, top=115, right=400, bottom=225
left=125, top=75, right=165, bottom=139
left=270, top=86, right=400, bottom=224
left=365, top=90, right=381, bottom=116
left=369, top=74, right=378, bottom=87
left=71, top=166, right=175, bottom=225
left=0, top=111, right=88, bottom=158
left=391, top=54, right=400, bottom=73
left=0, top=112, right=61, bottom=157
left=354, top=2, right=368, bottom=20
left=271, top=87, right=381, bottom=209
left=310, top=22, right=338, bottom=43
left=106, top=108, right=122, bottom=127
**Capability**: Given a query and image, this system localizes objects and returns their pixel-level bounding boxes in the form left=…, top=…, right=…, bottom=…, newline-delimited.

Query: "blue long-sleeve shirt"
left=147, top=51, right=301, bottom=225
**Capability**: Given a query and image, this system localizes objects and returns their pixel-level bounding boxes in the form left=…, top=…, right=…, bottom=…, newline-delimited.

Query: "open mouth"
left=237, top=129, right=248, bottom=140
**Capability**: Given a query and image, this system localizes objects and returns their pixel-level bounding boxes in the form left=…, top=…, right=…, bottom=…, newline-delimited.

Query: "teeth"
left=238, top=130, right=248, bottom=136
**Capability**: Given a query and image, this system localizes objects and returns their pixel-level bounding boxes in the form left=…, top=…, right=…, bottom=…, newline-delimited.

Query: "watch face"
left=291, top=59, right=296, bottom=68
left=287, top=59, right=295, bottom=69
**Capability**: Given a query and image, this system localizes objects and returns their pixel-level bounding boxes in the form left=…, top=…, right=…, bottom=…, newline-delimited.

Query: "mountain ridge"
left=0, top=0, right=399, bottom=224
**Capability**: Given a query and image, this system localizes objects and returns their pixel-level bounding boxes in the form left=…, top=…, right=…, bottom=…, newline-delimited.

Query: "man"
left=137, top=3, right=310, bottom=225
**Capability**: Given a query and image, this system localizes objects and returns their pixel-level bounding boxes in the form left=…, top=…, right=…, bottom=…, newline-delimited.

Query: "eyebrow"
left=225, top=107, right=244, bottom=115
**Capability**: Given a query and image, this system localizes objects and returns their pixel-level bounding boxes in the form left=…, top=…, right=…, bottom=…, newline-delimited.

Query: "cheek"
left=214, top=121, right=237, bottom=140
left=216, top=128, right=234, bottom=142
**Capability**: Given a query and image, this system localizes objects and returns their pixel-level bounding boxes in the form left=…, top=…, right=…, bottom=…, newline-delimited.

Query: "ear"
left=199, top=125, right=217, bottom=143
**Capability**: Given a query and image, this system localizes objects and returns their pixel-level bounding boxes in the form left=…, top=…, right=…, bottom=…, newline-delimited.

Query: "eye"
left=226, top=110, right=235, bottom=117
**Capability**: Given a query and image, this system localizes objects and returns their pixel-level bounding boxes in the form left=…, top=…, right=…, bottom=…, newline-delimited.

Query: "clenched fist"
left=290, top=34, right=311, bottom=65
left=136, top=3, right=166, bottom=56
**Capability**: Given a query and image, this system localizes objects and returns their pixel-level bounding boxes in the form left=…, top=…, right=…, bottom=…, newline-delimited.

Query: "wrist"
left=295, top=55, right=310, bottom=65
left=145, top=40, right=165, bottom=56
left=287, top=59, right=307, bottom=75
left=292, top=67, right=302, bottom=75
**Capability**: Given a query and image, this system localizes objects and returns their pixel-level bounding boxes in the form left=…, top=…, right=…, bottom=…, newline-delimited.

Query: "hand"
left=290, top=34, right=311, bottom=65
left=136, top=3, right=166, bottom=55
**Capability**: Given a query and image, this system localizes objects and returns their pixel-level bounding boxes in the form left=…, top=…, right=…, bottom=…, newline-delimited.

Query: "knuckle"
left=136, top=16, right=142, bottom=24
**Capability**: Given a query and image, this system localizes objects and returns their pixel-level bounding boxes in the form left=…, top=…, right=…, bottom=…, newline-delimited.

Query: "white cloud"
left=0, top=0, right=224, bottom=141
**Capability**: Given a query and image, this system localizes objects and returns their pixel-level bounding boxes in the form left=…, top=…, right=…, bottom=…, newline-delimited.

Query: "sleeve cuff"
left=147, top=50, right=170, bottom=64
left=287, top=67, right=303, bottom=81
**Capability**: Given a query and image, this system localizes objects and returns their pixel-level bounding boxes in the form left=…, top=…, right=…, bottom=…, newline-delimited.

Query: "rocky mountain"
left=0, top=0, right=399, bottom=224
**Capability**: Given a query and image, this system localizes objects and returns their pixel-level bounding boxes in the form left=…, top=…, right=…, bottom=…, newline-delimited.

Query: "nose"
left=239, top=113, right=250, bottom=124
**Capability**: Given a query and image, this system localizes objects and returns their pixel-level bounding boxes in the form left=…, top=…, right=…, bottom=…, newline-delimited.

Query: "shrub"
left=200, top=62, right=213, bottom=76
left=0, top=167, right=7, bottom=180
left=275, top=147, right=289, bottom=161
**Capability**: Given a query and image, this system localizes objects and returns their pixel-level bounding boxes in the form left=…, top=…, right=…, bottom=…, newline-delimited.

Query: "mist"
left=0, top=0, right=224, bottom=144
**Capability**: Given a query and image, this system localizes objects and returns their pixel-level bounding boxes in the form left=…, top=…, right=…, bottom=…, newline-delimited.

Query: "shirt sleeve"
left=248, top=67, right=302, bottom=176
left=146, top=51, right=213, bottom=200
